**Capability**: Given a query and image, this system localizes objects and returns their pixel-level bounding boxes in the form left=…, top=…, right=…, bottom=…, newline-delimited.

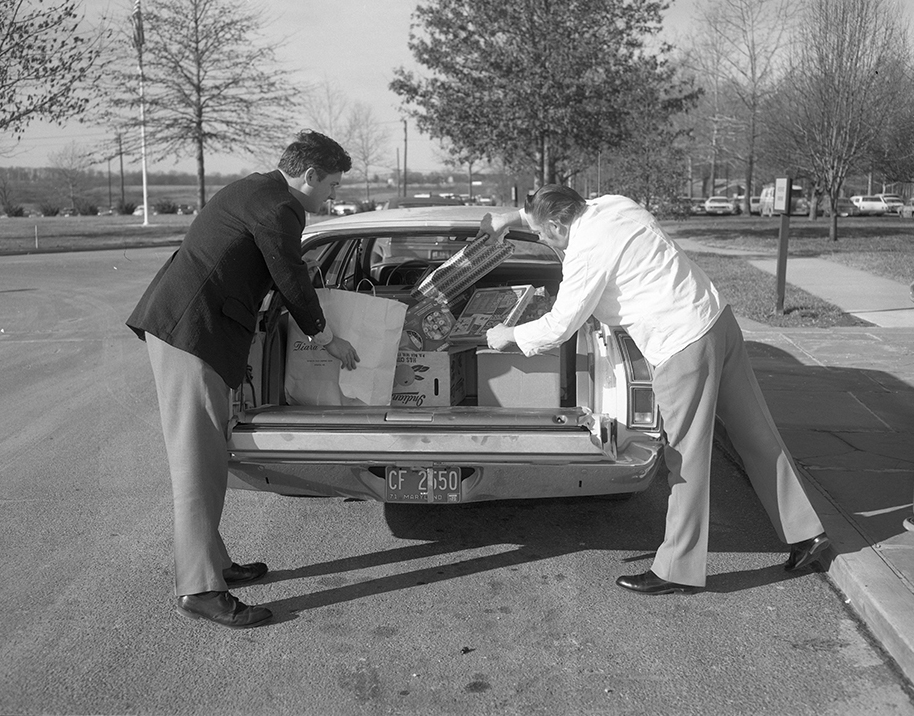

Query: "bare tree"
left=0, top=168, right=19, bottom=215
left=49, top=141, right=94, bottom=209
left=681, top=11, right=739, bottom=197
left=104, top=0, right=306, bottom=209
left=1, top=0, right=107, bottom=146
left=303, top=79, right=352, bottom=145
left=689, top=0, right=795, bottom=211
left=870, top=60, right=914, bottom=185
left=344, top=103, right=390, bottom=201
left=768, top=0, right=908, bottom=240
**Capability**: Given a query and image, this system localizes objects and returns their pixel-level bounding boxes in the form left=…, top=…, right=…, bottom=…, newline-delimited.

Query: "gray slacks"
left=649, top=306, right=824, bottom=587
left=146, top=333, right=233, bottom=596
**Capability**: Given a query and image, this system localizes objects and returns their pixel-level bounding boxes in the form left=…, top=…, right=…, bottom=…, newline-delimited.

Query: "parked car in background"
left=822, top=197, right=860, bottom=217
left=688, top=197, right=707, bottom=215
left=900, top=198, right=914, bottom=219
left=850, top=195, right=888, bottom=216
left=759, top=184, right=808, bottom=216
left=226, top=206, right=664, bottom=507
left=704, top=196, right=736, bottom=215
left=876, top=194, right=904, bottom=215
left=749, top=196, right=761, bottom=215
left=380, top=195, right=465, bottom=210
left=330, top=201, right=360, bottom=216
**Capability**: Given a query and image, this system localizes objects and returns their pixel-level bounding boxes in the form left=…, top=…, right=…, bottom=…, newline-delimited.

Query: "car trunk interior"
left=234, top=233, right=601, bottom=431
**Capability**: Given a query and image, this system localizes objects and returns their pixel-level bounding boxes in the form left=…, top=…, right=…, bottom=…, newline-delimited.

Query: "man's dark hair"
left=525, top=184, right=586, bottom=227
left=279, top=129, right=352, bottom=179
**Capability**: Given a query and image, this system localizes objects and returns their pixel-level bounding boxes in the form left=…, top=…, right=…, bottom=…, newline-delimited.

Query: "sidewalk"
left=683, top=238, right=914, bottom=681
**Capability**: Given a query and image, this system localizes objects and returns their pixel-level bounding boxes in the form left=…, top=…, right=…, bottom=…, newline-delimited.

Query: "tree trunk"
left=196, top=131, right=206, bottom=210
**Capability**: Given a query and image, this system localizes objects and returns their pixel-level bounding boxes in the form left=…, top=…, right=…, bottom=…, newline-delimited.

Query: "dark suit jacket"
left=127, top=170, right=326, bottom=388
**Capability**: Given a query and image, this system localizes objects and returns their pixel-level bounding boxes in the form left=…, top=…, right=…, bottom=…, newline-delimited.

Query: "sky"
left=3, top=0, right=912, bottom=177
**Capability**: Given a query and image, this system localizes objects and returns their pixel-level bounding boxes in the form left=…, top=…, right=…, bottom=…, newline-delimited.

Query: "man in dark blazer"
left=127, top=130, right=359, bottom=629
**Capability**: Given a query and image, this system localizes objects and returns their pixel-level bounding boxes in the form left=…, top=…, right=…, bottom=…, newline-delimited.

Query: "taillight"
left=629, top=386, right=656, bottom=427
left=617, top=333, right=660, bottom=431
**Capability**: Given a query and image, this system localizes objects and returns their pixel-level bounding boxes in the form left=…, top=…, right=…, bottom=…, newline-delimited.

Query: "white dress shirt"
left=513, top=195, right=723, bottom=367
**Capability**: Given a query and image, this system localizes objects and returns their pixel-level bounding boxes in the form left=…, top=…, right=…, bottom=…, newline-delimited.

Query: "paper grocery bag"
left=285, top=288, right=407, bottom=406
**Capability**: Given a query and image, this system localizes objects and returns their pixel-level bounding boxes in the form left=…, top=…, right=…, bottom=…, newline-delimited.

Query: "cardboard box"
left=391, top=347, right=474, bottom=407
left=476, top=348, right=561, bottom=408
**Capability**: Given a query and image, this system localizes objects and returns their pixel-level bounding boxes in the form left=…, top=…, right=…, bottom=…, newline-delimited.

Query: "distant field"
left=0, top=214, right=193, bottom=255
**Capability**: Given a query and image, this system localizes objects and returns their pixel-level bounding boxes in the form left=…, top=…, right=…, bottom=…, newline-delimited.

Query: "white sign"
left=774, top=178, right=789, bottom=214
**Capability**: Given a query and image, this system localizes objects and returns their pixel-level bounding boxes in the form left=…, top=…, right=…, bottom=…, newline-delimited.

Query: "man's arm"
left=479, top=208, right=529, bottom=240
left=254, top=201, right=362, bottom=369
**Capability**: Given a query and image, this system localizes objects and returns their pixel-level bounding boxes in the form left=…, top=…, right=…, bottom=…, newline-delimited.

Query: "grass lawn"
left=0, top=214, right=193, bottom=254
left=664, top=215, right=914, bottom=328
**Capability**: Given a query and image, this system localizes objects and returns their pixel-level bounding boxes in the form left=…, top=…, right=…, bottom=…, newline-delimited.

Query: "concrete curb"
left=715, top=421, right=914, bottom=681
left=801, top=468, right=914, bottom=682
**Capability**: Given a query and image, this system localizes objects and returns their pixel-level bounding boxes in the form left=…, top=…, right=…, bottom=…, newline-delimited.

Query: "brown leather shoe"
left=223, top=561, right=268, bottom=586
left=615, top=570, right=698, bottom=595
left=177, top=591, right=272, bottom=629
left=785, top=533, right=831, bottom=571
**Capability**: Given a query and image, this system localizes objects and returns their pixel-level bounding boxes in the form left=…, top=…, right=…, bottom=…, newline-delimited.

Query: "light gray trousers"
left=146, top=333, right=232, bottom=596
left=649, top=306, right=824, bottom=587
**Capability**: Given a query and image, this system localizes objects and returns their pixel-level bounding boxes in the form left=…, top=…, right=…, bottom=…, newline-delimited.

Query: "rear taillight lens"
left=629, top=387, right=656, bottom=427
left=617, top=334, right=660, bottom=430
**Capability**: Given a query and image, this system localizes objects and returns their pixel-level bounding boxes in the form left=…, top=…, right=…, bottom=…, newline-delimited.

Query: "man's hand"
left=478, top=209, right=523, bottom=243
left=325, top=336, right=360, bottom=370
left=486, top=323, right=516, bottom=352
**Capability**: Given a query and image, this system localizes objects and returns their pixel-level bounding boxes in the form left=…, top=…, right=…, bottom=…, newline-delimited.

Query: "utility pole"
left=402, top=119, right=408, bottom=198
left=133, top=0, right=150, bottom=226
left=117, top=134, right=125, bottom=206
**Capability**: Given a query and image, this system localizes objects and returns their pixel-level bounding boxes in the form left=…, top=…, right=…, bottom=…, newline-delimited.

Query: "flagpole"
left=133, top=0, right=149, bottom=227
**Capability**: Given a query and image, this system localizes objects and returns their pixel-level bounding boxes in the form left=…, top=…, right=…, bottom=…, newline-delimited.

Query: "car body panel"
left=226, top=207, right=664, bottom=503
left=850, top=195, right=888, bottom=215
left=823, top=197, right=860, bottom=217
left=877, top=194, right=904, bottom=215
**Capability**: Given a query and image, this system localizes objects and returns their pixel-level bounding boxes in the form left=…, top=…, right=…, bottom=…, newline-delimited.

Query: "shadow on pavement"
left=259, top=447, right=807, bottom=621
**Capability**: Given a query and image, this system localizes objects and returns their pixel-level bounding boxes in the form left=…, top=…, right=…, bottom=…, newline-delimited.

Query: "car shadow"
left=253, top=335, right=914, bottom=620
left=258, top=445, right=809, bottom=621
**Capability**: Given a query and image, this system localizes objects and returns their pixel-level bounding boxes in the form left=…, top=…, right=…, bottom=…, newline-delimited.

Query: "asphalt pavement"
left=680, top=236, right=914, bottom=683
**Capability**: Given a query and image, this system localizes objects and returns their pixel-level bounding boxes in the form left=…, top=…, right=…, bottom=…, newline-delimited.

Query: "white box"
left=476, top=348, right=561, bottom=408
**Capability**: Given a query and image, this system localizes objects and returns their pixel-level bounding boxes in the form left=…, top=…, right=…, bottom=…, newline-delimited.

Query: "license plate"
left=385, top=466, right=462, bottom=503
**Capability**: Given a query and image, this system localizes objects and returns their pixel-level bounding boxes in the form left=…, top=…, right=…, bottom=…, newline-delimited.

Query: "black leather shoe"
left=615, top=570, right=698, bottom=595
left=785, top=533, right=830, bottom=571
left=177, top=591, right=272, bottom=629
left=223, top=561, right=268, bottom=586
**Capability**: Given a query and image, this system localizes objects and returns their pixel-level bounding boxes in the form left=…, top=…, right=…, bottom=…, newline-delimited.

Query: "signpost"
left=774, top=177, right=791, bottom=314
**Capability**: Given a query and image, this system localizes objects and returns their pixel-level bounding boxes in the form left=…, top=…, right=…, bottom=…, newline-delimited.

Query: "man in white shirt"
left=483, top=185, right=829, bottom=594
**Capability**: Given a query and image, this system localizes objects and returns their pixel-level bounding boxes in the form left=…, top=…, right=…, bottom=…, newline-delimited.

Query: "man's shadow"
left=741, top=338, right=914, bottom=548
left=256, top=444, right=803, bottom=622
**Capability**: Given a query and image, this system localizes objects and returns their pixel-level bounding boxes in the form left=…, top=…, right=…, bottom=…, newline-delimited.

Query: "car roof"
left=303, top=205, right=518, bottom=237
